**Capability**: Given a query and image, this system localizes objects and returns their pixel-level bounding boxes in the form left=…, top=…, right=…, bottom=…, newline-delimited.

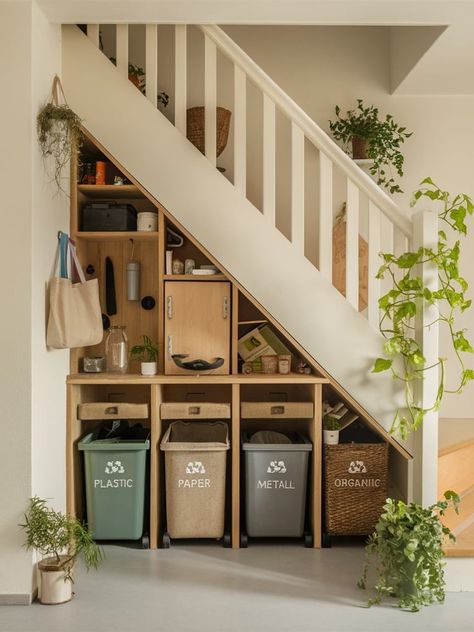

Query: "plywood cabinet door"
left=164, top=282, right=231, bottom=375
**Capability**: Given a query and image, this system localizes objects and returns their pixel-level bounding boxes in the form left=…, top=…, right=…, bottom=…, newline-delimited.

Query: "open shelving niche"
left=66, top=128, right=412, bottom=552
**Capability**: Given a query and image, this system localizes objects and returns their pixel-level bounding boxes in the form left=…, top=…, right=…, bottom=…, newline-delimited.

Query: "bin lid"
left=160, top=421, right=230, bottom=451
left=78, top=432, right=150, bottom=451
left=242, top=431, right=312, bottom=451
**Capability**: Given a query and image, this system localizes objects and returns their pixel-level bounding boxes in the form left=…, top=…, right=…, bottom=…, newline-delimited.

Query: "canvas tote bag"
left=47, top=232, right=103, bottom=349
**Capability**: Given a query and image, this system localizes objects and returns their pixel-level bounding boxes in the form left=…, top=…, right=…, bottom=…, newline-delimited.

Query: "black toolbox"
left=81, top=203, right=138, bottom=231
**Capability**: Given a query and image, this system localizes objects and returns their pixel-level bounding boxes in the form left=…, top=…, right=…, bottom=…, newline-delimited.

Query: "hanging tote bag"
left=47, top=232, right=103, bottom=349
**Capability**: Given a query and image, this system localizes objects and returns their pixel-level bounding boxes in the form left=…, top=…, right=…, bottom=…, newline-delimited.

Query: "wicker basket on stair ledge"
left=186, top=107, right=232, bottom=158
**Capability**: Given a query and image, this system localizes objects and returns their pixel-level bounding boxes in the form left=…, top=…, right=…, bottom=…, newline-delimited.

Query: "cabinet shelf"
left=77, top=184, right=141, bottom=199
left=67, top=372, right=328, bottom=385
left=75, top=231, right=159, bottom=241
left=163, top=274, right=227, bottom=281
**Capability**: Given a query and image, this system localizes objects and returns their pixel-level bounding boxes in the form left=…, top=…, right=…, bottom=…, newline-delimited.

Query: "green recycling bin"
left=78, top=432, right=150, bottom=540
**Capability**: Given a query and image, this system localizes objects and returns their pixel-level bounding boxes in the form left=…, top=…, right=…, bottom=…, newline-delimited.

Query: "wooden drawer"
left=161, top=402, right=231, bottom=420
left=77, top=402, right=149, bottom=420
left=240, top=401, right=314, bottom=419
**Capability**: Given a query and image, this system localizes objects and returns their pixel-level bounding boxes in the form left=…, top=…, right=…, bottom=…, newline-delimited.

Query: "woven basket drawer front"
left=160, top=402, right=231, bottom=420
left=240, top=402, right=314, bottom=419
left=77, top=402, right=149, bottom=420
left=324, top=443, right=388, bottom=536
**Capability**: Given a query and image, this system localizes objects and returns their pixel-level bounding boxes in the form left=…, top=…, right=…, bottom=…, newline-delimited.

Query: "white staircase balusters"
left=291, top=121, right=305, bottom=252
left=204, top=36, right=217, bottom=167
left=318, top=152, right=333, bottom=282
left=116, top=25, right=129, bottom=78
left=145, top=25, right=158, bottom=106
left=174, top=25, right=187, bottom=134
left=87, top=24, right=99, bottom=48
left=345, top=179, right=360, bottom=310
left=233, top=65, right=247, bottom=195
left=262, top=94, right=276, bottom=223
left=367, top=201, right=382, bottom=329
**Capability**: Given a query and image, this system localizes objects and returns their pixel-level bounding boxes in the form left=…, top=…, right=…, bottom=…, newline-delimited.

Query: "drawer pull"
left=105, top=406, right=119, bottom=415
left=271, top=406, right=285, bottom=415
left=223, top=296, right=229, bottom=320
left=188, top=406, right=201, bottom=415
left=167, top=295, right=173, bottom=319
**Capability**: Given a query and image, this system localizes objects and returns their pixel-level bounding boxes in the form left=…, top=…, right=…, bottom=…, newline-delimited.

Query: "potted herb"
left=358, top=491, right=460, bottom=612
left=329, top=99, right=412, bottom=194
left=323, top=414, right=341, bottom=445
left=131, top=335, right=159, bottom=376
left=21, top=497, right=103, bottom=605
left=37, top=76, right=82, bottom=195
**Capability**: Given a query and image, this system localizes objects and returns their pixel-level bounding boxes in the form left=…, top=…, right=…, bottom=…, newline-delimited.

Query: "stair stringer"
left=62, top=25, right=410, bottom=456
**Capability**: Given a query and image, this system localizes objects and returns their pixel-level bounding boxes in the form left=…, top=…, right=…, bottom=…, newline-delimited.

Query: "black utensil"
left=105, top=256, right=117, bottom=316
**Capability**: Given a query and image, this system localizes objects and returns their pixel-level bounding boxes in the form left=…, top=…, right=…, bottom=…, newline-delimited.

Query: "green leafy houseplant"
left=21, top=497, right=103, bottom=581
left=358, top=491, right=460, bottom=612
left=323, top=415, right=341, bottom=431
left=108, top=57, right=169, bottom=108
left=131, top=335, right=159, bottom=363
left=329, top=99, right=412, bottom=194
left=373, top=178, right=474, bottom=439
left=37, top=79, right=82, bottom=195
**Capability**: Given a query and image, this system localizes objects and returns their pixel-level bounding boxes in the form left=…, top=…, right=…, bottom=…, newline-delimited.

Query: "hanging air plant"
left=37, top=75, right=82, bottom=195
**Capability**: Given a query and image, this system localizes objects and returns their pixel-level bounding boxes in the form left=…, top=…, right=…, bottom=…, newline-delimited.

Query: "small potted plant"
left=329, top=99, right=412, bottom=194
left=358, top=491, right=460, bottom=612
left=131, top=335, right=159, bottom=376
left=21, top=497, right=103, bottom=605
left=323, top=415, right=341, bottom=445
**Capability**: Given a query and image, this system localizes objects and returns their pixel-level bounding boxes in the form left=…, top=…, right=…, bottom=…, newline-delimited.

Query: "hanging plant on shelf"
left=37, top=75, right=82, bottom=195
left=329, top=99, right=412, bottom=194
left=372, top=178, right=474, bottom=439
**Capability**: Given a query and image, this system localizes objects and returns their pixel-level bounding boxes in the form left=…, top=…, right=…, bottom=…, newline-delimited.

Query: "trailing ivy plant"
left=373, top=178, right=474, bottom=439
left=329, top=99, right=412, bottom=194
left=37, top=76, right=82, bottom=195
left=358, top=491, right=460, bottom=612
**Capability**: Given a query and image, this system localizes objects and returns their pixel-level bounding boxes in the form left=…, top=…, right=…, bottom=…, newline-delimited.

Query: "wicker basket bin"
left=186, top=106, right=231, bottom=157
left=324, top=443, right=388, bottom=536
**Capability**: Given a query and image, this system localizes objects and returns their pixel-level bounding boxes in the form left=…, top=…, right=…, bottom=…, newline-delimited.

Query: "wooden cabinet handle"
left=271, top=405, right=285, bottom=415
left=167, top=296, right=173, bottom=319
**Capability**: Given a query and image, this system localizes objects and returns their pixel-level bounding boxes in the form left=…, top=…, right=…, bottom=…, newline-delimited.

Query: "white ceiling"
left=32, top=0, right=474, bottom=94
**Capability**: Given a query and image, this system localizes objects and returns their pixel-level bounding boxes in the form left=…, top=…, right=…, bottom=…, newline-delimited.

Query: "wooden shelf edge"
left=163, top=274, right=227, bottom=281
left=66, top=373, right=330, bottom=385
left=75, top=231, right=159, bottom=241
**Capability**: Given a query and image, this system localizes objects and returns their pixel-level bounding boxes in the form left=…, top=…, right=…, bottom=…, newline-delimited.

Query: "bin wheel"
left=223, top=533, right=232, bottom=548
left=304, top=532, right=313, bottom=548
left=322, top=533, right=332, bottom=548
left=240, top=533, right=248, bottom=548
left=141, top=534, right=150, bottom=550
left=162, top=533, right=171, bottom=549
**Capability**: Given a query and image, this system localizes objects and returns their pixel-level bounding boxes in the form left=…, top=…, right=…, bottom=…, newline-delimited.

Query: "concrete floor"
left=1, top=543, right=473, bottom=632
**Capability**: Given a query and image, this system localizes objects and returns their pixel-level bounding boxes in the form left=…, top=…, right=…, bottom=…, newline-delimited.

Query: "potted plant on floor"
left=358, top=491, right=460, bottom=612
left=323, top=414, right=341, bottom=445
left=329, top=99, right=412, bottom=194
left=131, top=335, right=159, bottom=376
left=21, top=497, right=103, bottom=605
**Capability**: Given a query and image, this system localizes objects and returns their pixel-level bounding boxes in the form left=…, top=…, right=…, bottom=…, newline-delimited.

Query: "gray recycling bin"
left=242, top=431, right=312, bottom=538
left=78, top=432, right=150, bottom=540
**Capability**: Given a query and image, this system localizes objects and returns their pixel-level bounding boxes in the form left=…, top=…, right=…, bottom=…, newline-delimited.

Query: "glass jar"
left=105, top=325, right=128, bottom=373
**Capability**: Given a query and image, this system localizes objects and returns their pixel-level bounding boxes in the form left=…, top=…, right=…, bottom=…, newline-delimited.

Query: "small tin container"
left=83, top=356, right=106, bottom=373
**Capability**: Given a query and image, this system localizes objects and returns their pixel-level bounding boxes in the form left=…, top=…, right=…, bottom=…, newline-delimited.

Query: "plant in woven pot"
left=186, top=107, right=232, bottom=160
left=131, top=335, right=159, bottom=376
left=329, top=99, right=412, bottom=194
left=358, top=491, right=460, bottom=612
left=323, top=414, right=341, bottom=445
left=21, top=497, right=103, bottom=605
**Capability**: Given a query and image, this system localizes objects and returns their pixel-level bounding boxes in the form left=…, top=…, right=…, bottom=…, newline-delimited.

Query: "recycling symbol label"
left=267, top=460, right=287, bottom=474
left=185, top=461, right=206, bottom=475
left=105, top=460, right=125, bottom=474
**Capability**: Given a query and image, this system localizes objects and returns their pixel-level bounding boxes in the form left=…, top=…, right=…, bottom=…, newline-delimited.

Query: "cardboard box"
left=238, top=325, right=292, bottom=363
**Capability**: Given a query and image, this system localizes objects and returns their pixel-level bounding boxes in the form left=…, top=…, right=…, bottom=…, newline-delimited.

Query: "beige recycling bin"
left=160, top=421, right=230, bottom=540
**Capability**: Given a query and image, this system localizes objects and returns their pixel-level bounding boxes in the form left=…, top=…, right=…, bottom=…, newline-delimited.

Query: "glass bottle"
left=105, top=325, right=128, bottom=373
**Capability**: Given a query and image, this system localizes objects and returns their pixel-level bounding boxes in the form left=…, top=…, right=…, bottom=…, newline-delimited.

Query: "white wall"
left=0, top=0, right=67, bottom=602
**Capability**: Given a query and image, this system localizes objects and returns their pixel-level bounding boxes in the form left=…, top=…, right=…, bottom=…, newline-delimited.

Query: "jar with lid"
left=105, top=325, right=128, bottom=373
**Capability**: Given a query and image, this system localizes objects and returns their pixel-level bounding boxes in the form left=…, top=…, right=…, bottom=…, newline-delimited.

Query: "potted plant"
left=358, top=491, right=460, bottom=612
left=131, top=335, right=159, bottom=375
left=108, top=57, right=169, bottom=110
left=21, top=497, right=103, bottom=605
left=329, top=99, right=412, bottom=194
left=37, top=76, right=82, bottom=195
left=323, top=414, right=341, bottom=445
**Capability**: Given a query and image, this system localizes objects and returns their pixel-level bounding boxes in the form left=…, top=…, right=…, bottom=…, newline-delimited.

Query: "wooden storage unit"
left=65, top=130, right=411, bottom=555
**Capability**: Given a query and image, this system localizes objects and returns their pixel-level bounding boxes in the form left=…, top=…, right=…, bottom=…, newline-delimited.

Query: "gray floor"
left=1, top=543, right=473, bottom=632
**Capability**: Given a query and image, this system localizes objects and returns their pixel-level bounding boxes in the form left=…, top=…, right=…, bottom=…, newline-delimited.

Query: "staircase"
left=62, top=24, right=420, bottom=460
